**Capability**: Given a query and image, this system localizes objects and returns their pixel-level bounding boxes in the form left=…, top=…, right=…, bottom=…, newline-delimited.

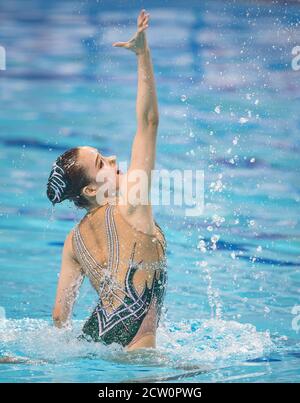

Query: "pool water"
left=0, top=0, right=300, bottom=382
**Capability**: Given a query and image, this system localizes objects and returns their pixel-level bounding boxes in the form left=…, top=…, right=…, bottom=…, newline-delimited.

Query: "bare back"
left=72, top=202, right=167, bottom=348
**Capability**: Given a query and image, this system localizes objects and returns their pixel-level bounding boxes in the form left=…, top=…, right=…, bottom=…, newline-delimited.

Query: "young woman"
left=46, top=10, right=168, bottom=351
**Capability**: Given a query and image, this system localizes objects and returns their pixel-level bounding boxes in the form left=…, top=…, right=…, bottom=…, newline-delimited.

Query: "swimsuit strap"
left=73, top=224, right=104, bottom=284
left=105, top=204, right=120, bottom=275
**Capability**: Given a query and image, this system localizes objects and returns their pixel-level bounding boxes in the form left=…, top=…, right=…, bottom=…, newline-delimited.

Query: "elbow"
left=146, top=114, right=159, bottom=127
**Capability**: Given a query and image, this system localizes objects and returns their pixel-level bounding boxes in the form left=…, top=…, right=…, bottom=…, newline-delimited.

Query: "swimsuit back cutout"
left=72, top=203, right=168, bottom=347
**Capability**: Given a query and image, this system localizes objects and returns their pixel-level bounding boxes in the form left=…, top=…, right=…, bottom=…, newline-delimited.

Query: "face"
left=78, top=146, right=122, bottom=201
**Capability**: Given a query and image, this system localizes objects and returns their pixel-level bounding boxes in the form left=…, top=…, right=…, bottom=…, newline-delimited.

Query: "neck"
left=86, top=196, right=119, bottom=213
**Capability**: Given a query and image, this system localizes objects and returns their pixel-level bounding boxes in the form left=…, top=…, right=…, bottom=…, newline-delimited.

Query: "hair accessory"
left=48, top=162, right=68, bottom=203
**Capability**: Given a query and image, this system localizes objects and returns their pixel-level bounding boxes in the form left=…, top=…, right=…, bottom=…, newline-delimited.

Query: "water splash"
left=0, top=315, right=274, bottom=370
left=203, top=265, right=223, bottom=320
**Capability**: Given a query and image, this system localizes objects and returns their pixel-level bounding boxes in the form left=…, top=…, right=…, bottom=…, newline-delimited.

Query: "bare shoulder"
left=64, top=228, right=75, bottom=248
left=63, top=228, right=79, bottom=263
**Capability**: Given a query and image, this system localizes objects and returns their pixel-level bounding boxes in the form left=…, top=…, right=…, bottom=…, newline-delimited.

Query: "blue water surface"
left=0, top=0, right=300, bottom=382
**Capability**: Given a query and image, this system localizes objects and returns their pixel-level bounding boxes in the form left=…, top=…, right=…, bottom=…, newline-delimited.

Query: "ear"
left=81, top=184, right=98, bottom=198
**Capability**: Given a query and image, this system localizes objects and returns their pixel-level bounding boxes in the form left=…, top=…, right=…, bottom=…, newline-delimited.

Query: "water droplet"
left=232, top=136, right=239, bottom=145
left=211, top=235, right=220, bottom=243
left=181, top=94, right=187, bottom=102
left=239, top=117, right=249, bottom=124
left=214, top=105, right=221, bottom=114
left=197, top=240, right=207, bottom=252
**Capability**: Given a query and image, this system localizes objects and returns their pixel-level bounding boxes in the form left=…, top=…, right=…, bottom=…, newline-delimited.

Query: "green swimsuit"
left=73, top=204, right=167, bottom=347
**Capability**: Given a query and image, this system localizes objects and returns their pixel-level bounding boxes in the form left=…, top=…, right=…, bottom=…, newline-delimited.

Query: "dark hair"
left=46, top=147, right=92, bottom=209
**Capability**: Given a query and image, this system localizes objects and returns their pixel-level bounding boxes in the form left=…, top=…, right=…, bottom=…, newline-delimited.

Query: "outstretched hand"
left=112, top=9, right=150, bottom=55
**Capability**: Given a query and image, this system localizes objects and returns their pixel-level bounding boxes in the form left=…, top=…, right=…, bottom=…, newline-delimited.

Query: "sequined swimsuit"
left=72, top=203, right=167, bottom=348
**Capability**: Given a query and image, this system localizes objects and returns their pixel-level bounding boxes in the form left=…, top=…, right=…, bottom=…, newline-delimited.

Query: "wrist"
left=136, top=46, right=150, bottom=56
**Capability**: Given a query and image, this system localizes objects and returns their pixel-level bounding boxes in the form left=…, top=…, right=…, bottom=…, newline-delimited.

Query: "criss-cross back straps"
left=105, top=204, right=120, bottom=275
left=73, top=224, right=104, bottom=284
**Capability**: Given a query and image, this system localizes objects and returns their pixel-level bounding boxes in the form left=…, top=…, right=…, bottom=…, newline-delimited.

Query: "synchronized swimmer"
left=46, top=9, right=168, bottom=351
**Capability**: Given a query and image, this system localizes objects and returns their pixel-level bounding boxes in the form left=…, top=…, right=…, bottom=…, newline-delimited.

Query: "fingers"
left=143, top=11, right=150, bottom=24
left=138, top=9, right=150, bottom=24
left=140, top=9, right=146, bottom=17
left=144, top=13, right=150, bottom=27
left=139, top=9, right=150, bottom=29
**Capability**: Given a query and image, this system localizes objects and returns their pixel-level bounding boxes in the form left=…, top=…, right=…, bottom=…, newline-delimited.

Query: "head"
left=47, top=146, right=122, bottom=210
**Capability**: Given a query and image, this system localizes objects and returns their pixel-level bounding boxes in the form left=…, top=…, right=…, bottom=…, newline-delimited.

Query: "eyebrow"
left=95, top=153, right=100, bottom=168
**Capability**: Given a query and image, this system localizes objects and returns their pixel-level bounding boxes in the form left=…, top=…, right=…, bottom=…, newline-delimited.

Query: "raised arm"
left=135, top=39, right=159, bottom=126
left=112, top=10, right=159, bottom=210
left=113, top=10, right=158, bottom=123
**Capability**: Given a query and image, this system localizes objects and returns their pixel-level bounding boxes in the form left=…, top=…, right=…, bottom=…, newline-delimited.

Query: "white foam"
left=0, top=315, right=274, bottom=368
